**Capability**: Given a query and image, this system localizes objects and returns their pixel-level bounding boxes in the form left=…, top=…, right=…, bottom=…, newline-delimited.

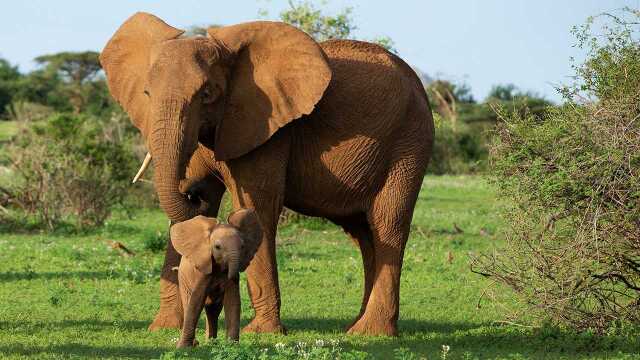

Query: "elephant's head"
left=170, top=209, right=262, bottom=347
left=100, top=13, right=331, bottom=222
left=170, top=208, right=263, bottom=280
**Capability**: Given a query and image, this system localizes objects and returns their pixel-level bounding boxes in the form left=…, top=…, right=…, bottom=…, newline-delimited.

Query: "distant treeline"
left=0, top=49, right=553, bottom=176
left=0, top=52, right=115, bottom=118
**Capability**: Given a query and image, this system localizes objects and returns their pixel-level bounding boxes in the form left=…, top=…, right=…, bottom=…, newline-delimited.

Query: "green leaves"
left=279, top=1, right=355, bottom=42
left=475, top=8, right=640, bottom=331
left=277, top=1, right=396, bottom=52
left=4, top=111, right=139, bottom=229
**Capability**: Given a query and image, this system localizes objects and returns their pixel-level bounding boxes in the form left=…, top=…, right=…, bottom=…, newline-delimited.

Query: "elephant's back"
left=314, top=40, right=412, bottom=133
left=284, top=40, right=433, bottom=218
left=314, top=39, right=431, bottom=138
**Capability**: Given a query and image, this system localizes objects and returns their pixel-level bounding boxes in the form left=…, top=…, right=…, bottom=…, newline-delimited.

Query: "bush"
left=2, top=111, right=139, bottom=229
left=428, top=114, right=488, bottom=174
left=143, top=230, right=168, bottom=253
left=472, top=9, right=640, bottom=331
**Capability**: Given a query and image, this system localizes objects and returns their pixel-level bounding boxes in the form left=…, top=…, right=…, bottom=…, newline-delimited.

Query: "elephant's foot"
left=241, top=316, right=287, bottom=334
left=346, top=313, right=397, bottom=337
left=148, top=278, right=183, bottom=331
left=344, top=312, right=365, bottom=332
left=149, top=310, right=182, bottom=331
left=176, top=339, right=199, bottom=348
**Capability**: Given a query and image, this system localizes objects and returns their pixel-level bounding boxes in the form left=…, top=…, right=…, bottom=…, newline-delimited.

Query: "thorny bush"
left=472, top=9, right=640, bottom=331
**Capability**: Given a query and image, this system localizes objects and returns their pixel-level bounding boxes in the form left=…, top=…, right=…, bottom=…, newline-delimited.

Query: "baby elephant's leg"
left=204, top=296, right=223, bottom=339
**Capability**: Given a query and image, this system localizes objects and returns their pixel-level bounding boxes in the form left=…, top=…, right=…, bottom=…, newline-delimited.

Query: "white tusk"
left=132, top=153, right=152, bottom=184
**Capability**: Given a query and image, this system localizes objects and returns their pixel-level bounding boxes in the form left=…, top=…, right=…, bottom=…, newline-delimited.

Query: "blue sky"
left=0, top=0, right=637, bottom=102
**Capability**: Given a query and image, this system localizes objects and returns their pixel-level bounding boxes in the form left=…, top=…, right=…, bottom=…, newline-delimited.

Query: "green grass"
left=0, top=176, right=638, bottom=359
left=0, top=120, right=18, bottom=142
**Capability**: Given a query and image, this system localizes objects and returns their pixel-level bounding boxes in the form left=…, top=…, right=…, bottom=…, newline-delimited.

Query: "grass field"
left=0, top=121, right=17, bottom=143
left=0, top=176, right=638, bottom=359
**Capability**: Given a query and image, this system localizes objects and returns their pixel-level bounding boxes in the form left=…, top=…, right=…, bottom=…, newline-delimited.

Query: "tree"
left=426, top=79, right=475, bottom=127
left=486, top=83, right=551, bottom=119
left=277, top=0, right=396, bottom=52
left=12, top=69, right=70, bottom=112
left=486, top=83, right=519, bottom=101
left=34, top=51, right=101, bottom=84
left=280, top=0, right=355, bottom=41
left=185, top=24, right=222, bottom=37
left=0, top=58, right=21, bottom=118
left=34, top=51, right=102, bottom=113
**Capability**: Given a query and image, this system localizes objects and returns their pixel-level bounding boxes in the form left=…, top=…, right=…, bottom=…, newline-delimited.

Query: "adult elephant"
left=100, top=12, right=434, bottom=336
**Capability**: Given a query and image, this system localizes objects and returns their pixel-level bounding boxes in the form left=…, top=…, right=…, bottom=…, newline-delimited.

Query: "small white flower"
left=441, top=345, right=451, bottom=359
left=275, top=342, right=286, bottom=351
left=315, top=339, right=325, bottom=347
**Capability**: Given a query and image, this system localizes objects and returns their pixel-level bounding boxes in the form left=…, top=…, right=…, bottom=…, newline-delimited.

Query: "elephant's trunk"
left=177, top=275, right=210, bottom=348
left=150, top=97, right=198, bottom=223
left=226, top=248, right=241, bottom=280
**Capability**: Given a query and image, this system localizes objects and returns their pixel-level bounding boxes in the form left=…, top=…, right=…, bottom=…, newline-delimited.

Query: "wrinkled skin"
left=101, top=13, right=434, bottom=336
left=171, top=209, right=262, bottom=347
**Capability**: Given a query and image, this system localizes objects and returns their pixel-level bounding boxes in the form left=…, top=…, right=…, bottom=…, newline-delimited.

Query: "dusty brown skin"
left=172, top=209, right=262, bottom=347
left=101, top=12, right=434, bottom=336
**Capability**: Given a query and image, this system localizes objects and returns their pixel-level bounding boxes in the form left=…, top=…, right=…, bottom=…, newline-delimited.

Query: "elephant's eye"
left=214, top=244, right=221, bottom=250
left=202, top=85, right=219, bottom=104
left=143, top=90, right=150, bottom=97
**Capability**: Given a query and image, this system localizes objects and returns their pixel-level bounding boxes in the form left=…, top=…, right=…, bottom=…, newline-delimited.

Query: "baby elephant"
left=170, top=209, right=262, bottom=348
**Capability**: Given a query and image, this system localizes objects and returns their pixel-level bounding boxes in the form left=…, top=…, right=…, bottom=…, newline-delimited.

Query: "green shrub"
left=473, top=9, right=640, bottom=331
left=4, top=100, right=54, bottom=123
left=143, top=230, right=168, bottom=252
left=428, top=114, right=488, bottom=175
left=2, top=111, right=139, bottom=229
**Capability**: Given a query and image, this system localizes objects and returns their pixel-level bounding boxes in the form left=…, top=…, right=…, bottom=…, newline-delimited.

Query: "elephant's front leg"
left=242, top=201, right=284, bottom=334
left=226, top=185, right=284, bottom=334
left=224, top=133, right=290, bottom=334
left=149, top=169, right=226, bottom=331
left=148, top=235, right=184, bottom=331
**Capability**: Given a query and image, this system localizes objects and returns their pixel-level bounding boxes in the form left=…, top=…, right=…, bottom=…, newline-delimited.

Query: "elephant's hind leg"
left=334, top=215, right=375, bottom=330
left=346, top=159, right=425, bottom=336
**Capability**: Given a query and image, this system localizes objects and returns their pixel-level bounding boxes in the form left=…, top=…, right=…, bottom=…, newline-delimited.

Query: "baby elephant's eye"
left=214, top=244, right=221, bottom=250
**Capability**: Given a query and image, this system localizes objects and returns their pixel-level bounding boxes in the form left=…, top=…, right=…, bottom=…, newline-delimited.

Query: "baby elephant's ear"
left=227, top=209, right=263, bottom=272
left=170, top=216, right=218, bottom=274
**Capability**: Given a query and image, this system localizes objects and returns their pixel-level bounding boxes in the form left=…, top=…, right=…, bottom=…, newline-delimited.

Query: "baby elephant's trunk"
left=226, top=248, right=241, bottom=280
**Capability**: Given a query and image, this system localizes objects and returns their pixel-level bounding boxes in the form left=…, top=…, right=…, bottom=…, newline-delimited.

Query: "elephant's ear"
left=207, top=22, right=332, bottom=160
left=227, top=209, right=263, bottom=272
left=170, top=216, right=218, bottom=274
left=100, top=12, right=184, bottom=135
